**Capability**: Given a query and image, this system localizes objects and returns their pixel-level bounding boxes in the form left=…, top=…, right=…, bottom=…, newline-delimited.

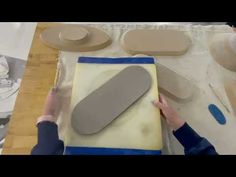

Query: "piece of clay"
left=224, top=80, right=236, bottom=116
left=209, top=33, right=236, bottom=72
left=209, top=83, right=230, bottom=113
left=156, top=62, right=196, bottom=102
left=133, top=54, right=151, bottom=57
left=59, top=26, right=89, bottom=45
left=40, top=25, right=111, bottom=52
left=121, top=29, right=190, bottom=56
left=208, top=104, right=226, bottom=125
left=71, top=66, right=152, bottom=135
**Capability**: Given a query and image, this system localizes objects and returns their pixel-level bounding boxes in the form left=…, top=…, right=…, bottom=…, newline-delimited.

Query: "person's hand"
left=43, top=87, right=58, bottom=116
left=152, top=94, right=185, bottom=131
left=37, top=87, right=58, bottom=124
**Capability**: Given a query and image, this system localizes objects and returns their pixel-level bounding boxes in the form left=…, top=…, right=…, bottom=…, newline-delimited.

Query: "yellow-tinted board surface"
left=65, top=62, right=162, bottom=150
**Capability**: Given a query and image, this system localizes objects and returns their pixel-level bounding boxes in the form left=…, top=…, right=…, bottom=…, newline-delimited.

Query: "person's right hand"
left=37, top=87, right=58, bottom=124
left=153, top=94, right=185, bottom=131
left=43, top=87, right=58, bottom=116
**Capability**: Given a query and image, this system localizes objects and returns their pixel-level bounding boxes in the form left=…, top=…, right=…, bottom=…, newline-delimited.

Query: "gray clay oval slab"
left=122, top=29, right=190, bottom=56
left=71, top=65, right=152, bottom=135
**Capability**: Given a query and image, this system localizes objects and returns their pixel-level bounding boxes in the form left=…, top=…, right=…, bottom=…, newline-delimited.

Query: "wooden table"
left=2, top=23, right=59, bottom=154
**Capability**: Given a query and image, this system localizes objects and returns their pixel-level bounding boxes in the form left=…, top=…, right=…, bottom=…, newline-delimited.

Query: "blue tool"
left=208, top=104, right=226, bottom=125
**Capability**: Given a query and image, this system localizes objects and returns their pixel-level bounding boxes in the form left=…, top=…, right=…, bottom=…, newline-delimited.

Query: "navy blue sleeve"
left=31, top=121, right=64, bottom=155
left=173, top=123, right=218, bottom=155
left=226, top=22, right=236, bottom=27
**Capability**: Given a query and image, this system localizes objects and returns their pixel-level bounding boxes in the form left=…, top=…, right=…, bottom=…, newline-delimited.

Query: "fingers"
left=152, top=94, right=168, bottom=107
left=152, top=100, right=166, bottom=120
left=159, top=94, right=168, bottom=106
left=43, top=88, right=58, bottom=115
left=152, top=100, right=164, bottom=109
left=49, top=87, right=58, bottom=95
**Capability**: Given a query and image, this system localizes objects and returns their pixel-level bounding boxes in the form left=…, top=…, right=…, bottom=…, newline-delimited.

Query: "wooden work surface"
left=2, top=23, right=59, bottom=154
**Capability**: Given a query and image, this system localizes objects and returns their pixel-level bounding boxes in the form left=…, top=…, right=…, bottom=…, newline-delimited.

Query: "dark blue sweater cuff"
left=37, top=121, right=59, bottom=144
left=173, top=123, right=202, bottom=150
left=31, top=121, right=64, bottom=155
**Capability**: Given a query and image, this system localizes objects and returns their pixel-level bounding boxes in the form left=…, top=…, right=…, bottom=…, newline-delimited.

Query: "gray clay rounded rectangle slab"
left=71, top=65, right=152, bottom=135
left=156, top=62, right=196, bottom=102
left=121, top=29, right=190, bottom=56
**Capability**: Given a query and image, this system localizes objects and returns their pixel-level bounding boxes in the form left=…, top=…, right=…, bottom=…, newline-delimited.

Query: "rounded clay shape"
left=209, top=33, right=236, bottom=72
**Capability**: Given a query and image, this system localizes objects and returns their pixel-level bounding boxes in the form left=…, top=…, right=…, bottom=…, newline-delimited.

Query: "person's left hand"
left=153, top=94, right=185, bottom=130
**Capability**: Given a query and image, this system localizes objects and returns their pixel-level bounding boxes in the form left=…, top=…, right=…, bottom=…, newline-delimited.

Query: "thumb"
left=152, top=100, right=164, bottom=110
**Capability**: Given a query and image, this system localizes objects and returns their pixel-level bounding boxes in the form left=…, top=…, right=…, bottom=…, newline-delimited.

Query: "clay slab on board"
left=209, top=33, right=236, bottom=72
left=40, top=25, right=111, bottom=52
left=59, top=26, right=89, bottom=45
left=121, top=29, right=190, bottom=56
left=71, top=66, right=152, bottom=135
left=224, top=80, right=236, bottom=116
left=156, top=62, right=196, bottom=102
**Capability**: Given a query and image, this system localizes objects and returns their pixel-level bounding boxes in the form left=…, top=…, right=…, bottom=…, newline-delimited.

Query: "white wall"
left=0, top=23, right=37, bottom=60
